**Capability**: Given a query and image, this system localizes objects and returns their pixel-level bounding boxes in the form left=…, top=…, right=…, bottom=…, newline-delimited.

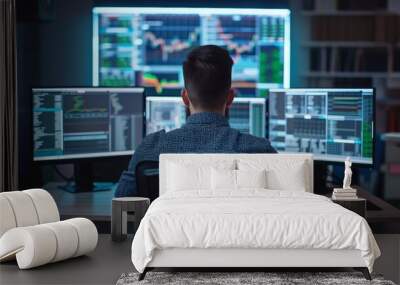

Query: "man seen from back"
left=115, top=45, right=276, bottom=197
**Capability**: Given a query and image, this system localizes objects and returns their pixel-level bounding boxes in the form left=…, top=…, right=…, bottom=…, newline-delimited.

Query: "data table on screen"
left=33, top=88, right=144, bottom=161
left=269, top=88, right=374, bottom=164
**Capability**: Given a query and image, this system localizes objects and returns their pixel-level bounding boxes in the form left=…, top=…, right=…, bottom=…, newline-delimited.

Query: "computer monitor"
left=33, top=87, right=144, bottom=161
left=268, top=88, right=374, bottom=164
left=145, top=97, right=187, bottom=134
left=228, top=98, right=266, bottom=137
left=93, top=7, right=290, bottom=97
left=145, top=96, right=266, bottom=137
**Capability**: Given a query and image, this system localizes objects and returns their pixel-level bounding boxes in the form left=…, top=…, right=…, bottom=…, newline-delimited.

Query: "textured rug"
left=116, top=271, right=396, bottom=285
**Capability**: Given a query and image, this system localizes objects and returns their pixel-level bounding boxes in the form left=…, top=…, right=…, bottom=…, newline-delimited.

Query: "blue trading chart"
left=93, top=8, right=290, bottom=97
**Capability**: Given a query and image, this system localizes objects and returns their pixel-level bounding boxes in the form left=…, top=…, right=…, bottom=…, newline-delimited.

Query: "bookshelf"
left=297, top=0, right=400, bottom=133
left=289, top=0, right=400, bottom=218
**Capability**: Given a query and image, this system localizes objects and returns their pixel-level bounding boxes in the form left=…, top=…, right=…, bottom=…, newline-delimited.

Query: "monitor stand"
left=59, top=161, right=115, bottom=193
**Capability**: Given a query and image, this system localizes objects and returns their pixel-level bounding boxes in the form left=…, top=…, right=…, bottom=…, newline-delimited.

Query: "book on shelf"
left=332, top=193, right=359, bottom=200
left=309, top=46, right=388, bottom=73
left=333, top=192, right=358, bottom=197
left=332, top=187, right=358, bottom=200
left=311, top=15, right=400, bottom=43
left=333, top=188, right=357, bottom=193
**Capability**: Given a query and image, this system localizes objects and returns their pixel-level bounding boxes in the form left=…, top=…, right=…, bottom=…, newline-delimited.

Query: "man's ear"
left=181, top=89, right=190, bottom=107
left=226, top=88, right=235, bottom=108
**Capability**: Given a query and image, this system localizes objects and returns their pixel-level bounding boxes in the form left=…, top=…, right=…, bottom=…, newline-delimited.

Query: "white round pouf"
left=24, top=189, right=60, bottom=224
left=0, top=189, right=98, bottom=269
left=1, top=191, right=39, bottom=227
left=42, top=221, right=79, bottom=262
left=0, top=218, right=98, bottom=269
left=65, top=218, right=98, bottom=257
left=0, top=225, right=57, bottom=269
left=0, top=196, right=17, bottom=237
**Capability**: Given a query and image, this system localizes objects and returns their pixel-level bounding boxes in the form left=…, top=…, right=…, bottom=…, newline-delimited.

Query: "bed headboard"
left=159, top=153, right=314, bottom=195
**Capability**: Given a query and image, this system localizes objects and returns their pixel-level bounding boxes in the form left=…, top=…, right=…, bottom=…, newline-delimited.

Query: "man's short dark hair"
left=183, top=45, right=233, bottom=110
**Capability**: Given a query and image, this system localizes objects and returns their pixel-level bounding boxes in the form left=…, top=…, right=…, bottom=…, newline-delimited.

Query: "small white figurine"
left=343, top=157, right=353, bottom=190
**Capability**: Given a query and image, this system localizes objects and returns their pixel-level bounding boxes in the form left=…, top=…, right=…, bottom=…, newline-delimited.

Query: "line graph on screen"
left=93, top=7, right=290, bottom=93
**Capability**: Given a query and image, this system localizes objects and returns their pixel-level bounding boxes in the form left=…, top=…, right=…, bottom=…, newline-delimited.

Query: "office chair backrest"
left=135, top=160, right=159, bottom=202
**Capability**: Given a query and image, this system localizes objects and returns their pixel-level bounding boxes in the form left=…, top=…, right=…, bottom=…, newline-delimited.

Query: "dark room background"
left=16, top=0, right=400, bottom=208
left=16, top=0, right=298, bottom=188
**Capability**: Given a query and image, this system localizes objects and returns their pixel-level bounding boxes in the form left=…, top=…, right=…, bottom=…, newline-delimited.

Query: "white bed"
left=131, top=154, right=380, bottom=280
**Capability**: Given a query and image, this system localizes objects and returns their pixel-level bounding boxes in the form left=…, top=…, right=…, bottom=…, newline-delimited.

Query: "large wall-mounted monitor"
left=33, top=88, right=144, bottom=161
left=268, top=88, right=374, bottom=164
left=145, top=96, right=266, bottom=137
left=93, top=7, right=290, bottom=97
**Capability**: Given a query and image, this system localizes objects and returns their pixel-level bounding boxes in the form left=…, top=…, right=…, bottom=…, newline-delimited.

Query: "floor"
left=23, top=184, right=397, bottom=284
left=0, top=235, right=133, bottom=285
left=0, top=235, right=366, bottom=285
left=2, top=234, right=398, bottom=284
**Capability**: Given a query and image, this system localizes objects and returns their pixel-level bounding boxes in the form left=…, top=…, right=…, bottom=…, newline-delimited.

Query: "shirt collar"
left=185, top=112, right=229, bottom=127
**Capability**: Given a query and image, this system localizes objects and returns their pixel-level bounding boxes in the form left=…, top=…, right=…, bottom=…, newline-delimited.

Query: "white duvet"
left=131, top=190, right=380, bottom=273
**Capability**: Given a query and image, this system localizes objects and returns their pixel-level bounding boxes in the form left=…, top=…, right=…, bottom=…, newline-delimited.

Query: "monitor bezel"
left=268, top=88, right=376, bottom=167
left=32, top=87, right=145, bottom=163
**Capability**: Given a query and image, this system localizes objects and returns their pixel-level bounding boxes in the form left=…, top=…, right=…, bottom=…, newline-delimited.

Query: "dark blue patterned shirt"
left=114, top=112, right=276, bottom=197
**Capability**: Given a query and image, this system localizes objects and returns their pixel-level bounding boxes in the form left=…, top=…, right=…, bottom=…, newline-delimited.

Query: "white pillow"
left=166, top=160, right=235, bottom=192
left=211, top=168, right=236, bottom=190
left=238, top=159, right=307, bottom=192
left=237, top=169, right=267, bottom=189
left=211, top=168, right=267, bottom=190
